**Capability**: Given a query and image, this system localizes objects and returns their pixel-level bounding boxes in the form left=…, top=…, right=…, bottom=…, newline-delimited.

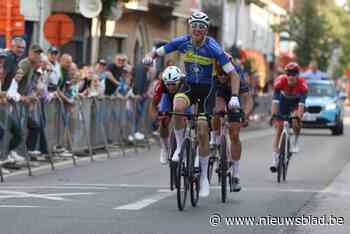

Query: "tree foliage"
left=272, top=0, right=335, bottom=71
left=325, top=0, right=350, bottom=76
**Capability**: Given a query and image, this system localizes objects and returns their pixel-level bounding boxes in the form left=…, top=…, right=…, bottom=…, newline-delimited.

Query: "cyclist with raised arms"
left=270, top=62, right=308, bottom=173
left=211, top=52, right=253, bottom=192
left=143, top=11, right=241, bottom=197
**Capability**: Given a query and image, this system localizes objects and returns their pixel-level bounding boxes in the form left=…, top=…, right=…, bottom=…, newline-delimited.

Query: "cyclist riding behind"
left=143, top=11, right=241, bottom=197
left=158, top=66, right=192, bottom=163
left=270, top=62, right=308, bottom=173
left=211, top=52, right=253, bottom=192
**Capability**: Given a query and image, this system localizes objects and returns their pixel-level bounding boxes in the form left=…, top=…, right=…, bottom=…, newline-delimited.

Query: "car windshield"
left=308, top=83, right=336, bottom=97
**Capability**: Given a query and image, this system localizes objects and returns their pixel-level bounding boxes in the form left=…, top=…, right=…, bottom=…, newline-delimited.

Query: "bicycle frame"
left=279, top=120, right=290, bottom=162
left=275, top=114, right=299, bottom=182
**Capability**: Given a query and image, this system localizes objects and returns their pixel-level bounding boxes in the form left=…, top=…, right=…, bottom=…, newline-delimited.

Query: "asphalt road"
left=0, top=124, right=350, bottom=234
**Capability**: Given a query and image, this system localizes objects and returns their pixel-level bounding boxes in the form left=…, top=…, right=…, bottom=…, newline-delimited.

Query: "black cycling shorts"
left=215, top=79, right=249, bottom=122
left=175, top=83, right=215, bottom=116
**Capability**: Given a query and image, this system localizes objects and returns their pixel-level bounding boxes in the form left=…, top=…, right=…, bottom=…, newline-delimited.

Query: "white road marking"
left=0, top=191, right=95, bottom=201
left=0, top=205, right=40, bottom=208
left=0, top=186, right=109, bottom=190
left=61, top=183, right=168, bottom=189
left=114, top=190, right=174, bottom=210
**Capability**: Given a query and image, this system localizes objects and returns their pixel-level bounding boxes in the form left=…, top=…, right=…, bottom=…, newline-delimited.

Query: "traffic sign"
left=44, top=14, right=75, bottom=46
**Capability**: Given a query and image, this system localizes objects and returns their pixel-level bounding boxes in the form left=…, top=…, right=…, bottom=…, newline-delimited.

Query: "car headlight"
left=325, top=103, right=337, bottom=111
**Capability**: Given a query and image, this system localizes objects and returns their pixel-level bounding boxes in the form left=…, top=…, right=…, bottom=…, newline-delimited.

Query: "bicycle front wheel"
left=169, top=131, right=176, bottom=191
left=190, top=144, right=199, bottom=207
left=277, top=133, right=287, bottom=183
left=219, top=135, right=228, bottom=203
left=176, top=138, right=190, bottom=211
left=283, top=137, right=291, bottom=181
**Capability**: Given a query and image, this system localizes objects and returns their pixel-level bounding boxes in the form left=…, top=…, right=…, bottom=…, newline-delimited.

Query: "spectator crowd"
left=0, top=37, right=161, bottom=175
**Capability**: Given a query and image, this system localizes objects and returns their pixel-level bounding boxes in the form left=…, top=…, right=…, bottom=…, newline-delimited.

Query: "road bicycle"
left=166, top=111, right=203, bottom=211
left=212, top=109, right=244, bottom=203
left=272, top=114, right=300, bottom=183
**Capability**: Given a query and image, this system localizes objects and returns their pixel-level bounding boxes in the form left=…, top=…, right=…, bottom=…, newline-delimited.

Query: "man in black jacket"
left=130, top=62, right=154, bottom=140
left=104, top=54, right=126, bottom=96
left=2, top=37, right=26, bottom=91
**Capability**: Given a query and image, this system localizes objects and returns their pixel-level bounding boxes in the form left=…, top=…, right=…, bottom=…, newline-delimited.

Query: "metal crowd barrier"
left=0, top=96, right=154, bottom=182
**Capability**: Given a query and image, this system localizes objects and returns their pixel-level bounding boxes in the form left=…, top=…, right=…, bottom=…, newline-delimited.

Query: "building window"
left=99, top=36, right=127, bottom=62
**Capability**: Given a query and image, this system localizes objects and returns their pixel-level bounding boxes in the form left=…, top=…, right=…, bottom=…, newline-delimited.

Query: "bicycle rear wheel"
left=277, top=134, right=287, bottom=183
left=219, top=135, right=228, bottom=203
left=176, top=138, right=190, bottom=211
left=190, top=144, right=199, bottom=207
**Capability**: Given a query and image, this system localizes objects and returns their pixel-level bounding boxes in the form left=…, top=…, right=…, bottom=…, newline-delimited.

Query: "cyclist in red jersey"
left=270, top=62, right=308, bottom=172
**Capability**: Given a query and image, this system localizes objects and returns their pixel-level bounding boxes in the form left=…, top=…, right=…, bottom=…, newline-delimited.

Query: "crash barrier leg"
left=139, top=98, right=152, bottom=150
left=10, top=102, right=32, bottom=176
left=142, top=99, right=153, bottom=150
left=0, top=103, right=10, bottom=182
left=58, top=99, right=76, bottom=165
left=37, top=100, right=55, bottom=171
left=128, top=98, right=138, bottom=154
left=115, top=98, right=126, bottom=156
left=25, top=101, right=54, bottom=171
left=92, top=97, right=111, bottom=159
left=54, top=99, right=62, bottom=158
left=76, top=98, right=94, bottom=162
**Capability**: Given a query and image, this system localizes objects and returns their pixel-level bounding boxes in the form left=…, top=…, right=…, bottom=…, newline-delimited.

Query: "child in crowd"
left=115, top=64, right=133, bottom=99
left=80, top=74, right=103, bottom=97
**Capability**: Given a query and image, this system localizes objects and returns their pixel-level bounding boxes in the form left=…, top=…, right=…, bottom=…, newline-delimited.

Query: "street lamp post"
left=233, top=0, right=241, bottom=45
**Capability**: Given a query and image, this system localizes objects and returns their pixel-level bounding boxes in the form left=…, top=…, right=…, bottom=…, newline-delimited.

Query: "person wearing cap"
left=6, top=45, right=47, bottom=161
left=95, top=59, right=108, bottom=94
left=47, top=46, right=62, bottom=92
left=7, top=44, right=43, bottom=96
left=2, top=37, right=27, bottom=91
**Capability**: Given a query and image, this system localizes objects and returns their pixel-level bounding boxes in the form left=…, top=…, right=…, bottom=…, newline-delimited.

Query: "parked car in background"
left=302, top=79, right=344, bottom=135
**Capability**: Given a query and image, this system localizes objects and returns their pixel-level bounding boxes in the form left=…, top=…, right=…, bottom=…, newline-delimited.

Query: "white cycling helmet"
left=188, top=11, right=210, bottom=27
left=162, top=66, right=185, bottom=85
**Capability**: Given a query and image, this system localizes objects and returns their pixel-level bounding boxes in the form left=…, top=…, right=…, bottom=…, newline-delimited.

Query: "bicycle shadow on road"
left=299, top=130, right=340, bottom=137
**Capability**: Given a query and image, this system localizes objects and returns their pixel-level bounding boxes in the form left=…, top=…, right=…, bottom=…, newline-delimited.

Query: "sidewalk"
left=291, top=105, right=350, bottom=233
left=292, top=159, right=350, bottom=233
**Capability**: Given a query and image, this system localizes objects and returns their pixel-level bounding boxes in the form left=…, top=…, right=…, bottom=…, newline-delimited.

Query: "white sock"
left=195, top=147, right=199, bottom=167
left=215, top=134, right=221, bottom=145
left=233, top=160, right=240, bottom=178
left=294, top=135, right=299, bottom=147
left=174, top=128, right=185, bottom=153
left=230, top=160, right=234, bottom=175
left=272, top=152, right=279, bottom=164
left=160, top=137, right=169, bottom=150
left=200, top=156, right=209, bottom=180
left=210, top=131, right=217, bottom=144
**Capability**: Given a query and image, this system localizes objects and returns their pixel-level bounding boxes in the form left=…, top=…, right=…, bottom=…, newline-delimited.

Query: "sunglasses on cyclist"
left=165, top=82, right=178, bottom=87
left=286, top=71, right=299, bottom=77
left=190, top=22, right=208, bottom=30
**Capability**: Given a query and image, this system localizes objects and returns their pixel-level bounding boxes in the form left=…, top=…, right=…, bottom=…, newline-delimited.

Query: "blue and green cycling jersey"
left=157, top=35, right=235, bottom=85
